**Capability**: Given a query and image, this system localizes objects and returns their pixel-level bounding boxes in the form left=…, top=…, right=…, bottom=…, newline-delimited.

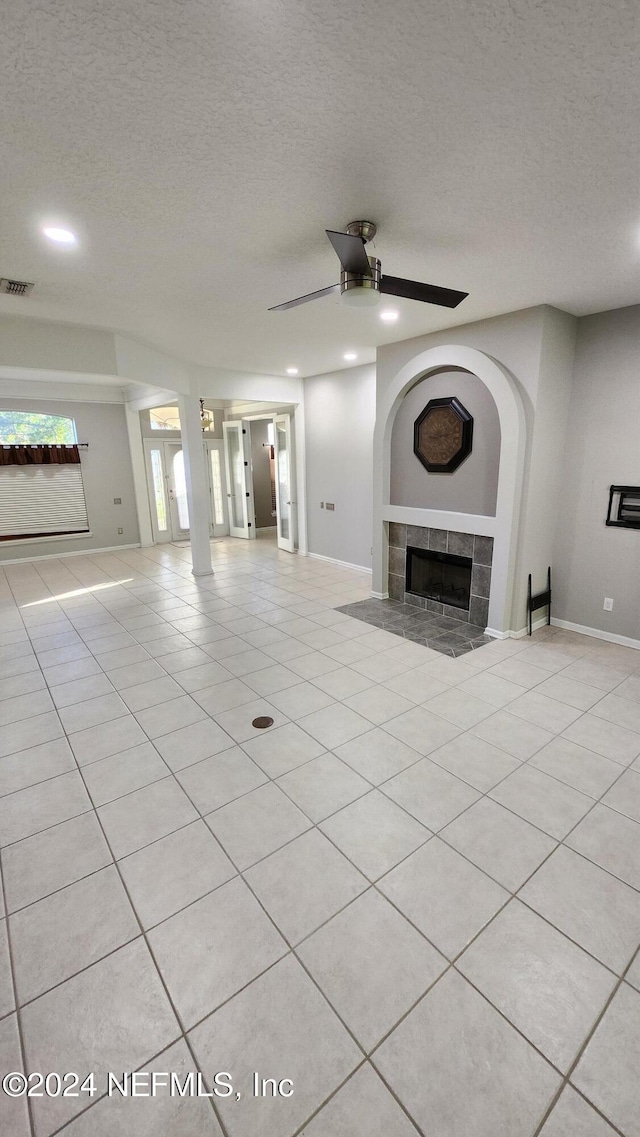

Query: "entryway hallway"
left=1, top=537, right=639, bottom=1136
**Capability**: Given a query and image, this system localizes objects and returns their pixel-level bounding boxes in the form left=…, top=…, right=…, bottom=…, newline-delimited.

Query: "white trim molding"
left=383, top=505, right=498, bottom=536
left=373, top=344, right=527, bottom=636
left=551, top=617, right=640, bottom=653
left=486, top=615, right=549, bottom=640
left=0, top=531, right=93, bottom=550
left=307, top=551, right=373, bottom=575
left=0, top=542, right=141, bottom=566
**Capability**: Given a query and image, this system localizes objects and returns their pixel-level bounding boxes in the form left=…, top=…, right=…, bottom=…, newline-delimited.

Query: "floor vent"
left=0, top=278, right=35, bottom=297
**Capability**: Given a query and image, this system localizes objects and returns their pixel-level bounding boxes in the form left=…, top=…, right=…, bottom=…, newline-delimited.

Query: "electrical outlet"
left=320, top=502, right=324, bottom=508
left=117, top=528, right=124, bottom=535
left=326, top=502, right=335, bottom=511
left=113, top=497, right=122, bottom=505
left=603, top=597, right=614, bottom=611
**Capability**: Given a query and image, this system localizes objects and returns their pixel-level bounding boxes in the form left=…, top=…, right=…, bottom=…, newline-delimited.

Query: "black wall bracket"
left=527, top=567, right=551, bottom=636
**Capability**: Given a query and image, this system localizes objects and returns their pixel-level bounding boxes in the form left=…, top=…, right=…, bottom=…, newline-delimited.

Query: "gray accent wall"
left=0, top=397, right=139, bottom=561
left=553, top=305, right=640, bottom=641
left=389, top=369, right=500, bottom=515
left=304, top=364, right=375, bottom=570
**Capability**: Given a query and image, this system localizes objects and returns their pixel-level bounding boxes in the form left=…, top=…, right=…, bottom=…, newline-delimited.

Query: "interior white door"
left=165, top=442, right=190, bottom=540
left=143, top=439, right=171, bottom=543
left=274, top=414, right=295, bottom=553
left=223, top=421, right=255, bottom=539
left=205, top=440, right=229, bottom=537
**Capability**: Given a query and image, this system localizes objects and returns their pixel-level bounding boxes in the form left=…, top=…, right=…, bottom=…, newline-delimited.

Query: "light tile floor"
left=0, top=534, right=639, bottom=1136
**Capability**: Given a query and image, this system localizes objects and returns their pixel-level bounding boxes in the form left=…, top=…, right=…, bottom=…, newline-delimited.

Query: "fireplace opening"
left=406, top=546, right=472, bottom=611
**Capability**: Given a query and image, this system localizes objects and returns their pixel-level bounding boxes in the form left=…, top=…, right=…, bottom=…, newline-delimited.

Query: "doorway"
left=222, top=414, right=296, bottom=552
left=143, top=410, right=297, bottom=552
left=143, top=438, right=229, bottom=543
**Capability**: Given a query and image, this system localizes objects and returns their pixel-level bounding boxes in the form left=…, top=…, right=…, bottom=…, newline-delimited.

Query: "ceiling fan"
left=269, top=221, right=468, bottom=311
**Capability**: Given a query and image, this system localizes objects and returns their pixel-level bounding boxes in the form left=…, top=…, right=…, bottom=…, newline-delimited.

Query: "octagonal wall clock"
left=413, top=396, right=474, bottom=473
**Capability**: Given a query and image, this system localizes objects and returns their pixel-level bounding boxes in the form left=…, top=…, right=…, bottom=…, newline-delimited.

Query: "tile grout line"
left=530, top=938, right=640, bottom=1137
left=27, top=652, right=234, bottom=1137
left=3, top=567, right=236, bottom=1137
left=1, top=552, right=639, bottom=1134
left=0, top=601, right=40, bottom=1137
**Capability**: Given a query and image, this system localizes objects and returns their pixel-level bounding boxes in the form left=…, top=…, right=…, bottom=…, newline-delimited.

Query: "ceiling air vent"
left=0, top=278, right=35, bottom=297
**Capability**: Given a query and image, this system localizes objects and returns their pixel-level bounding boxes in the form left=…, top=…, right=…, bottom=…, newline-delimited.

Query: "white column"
left=124, top=402, right=154, bottom=547
left=178, top=394, right=213, bottom=577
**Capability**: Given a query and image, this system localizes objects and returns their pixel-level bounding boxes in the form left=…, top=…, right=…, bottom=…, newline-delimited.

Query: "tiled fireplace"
left=388, top=523, right=493, bottom=629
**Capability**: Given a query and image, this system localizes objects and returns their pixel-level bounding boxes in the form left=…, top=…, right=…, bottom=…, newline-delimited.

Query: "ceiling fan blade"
left=268, top=283, right=341, bottom=311
left=325, top=230, right=372, bottom=277
left=381, top=275, right=468, bottom=308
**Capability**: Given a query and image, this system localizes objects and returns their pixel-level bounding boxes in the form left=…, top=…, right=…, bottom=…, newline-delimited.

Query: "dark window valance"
left=0, top=444, right=81, bottom=466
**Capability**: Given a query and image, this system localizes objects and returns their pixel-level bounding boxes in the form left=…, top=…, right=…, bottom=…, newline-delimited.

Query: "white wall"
left=378, top=307, right=545, bottom=414
left=0, top=314, right=118, bottom=376
left=553, top=305, right=640, bottom=642
left=390, top=368, right=501, bottom=516
left=190, top=365, right=303, bottom=405
left=0, top=396, right=139, bottom=561
left=114, top=334, right=190, bottom=393
left=516, top=306, right=576, bottom=629
left=304, top=364, right=375, bottom=571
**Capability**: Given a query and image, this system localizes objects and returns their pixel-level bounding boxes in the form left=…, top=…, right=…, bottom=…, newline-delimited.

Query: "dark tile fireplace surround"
left=390, top=524, right=493, bottom=624
left=338, top=524, right=494, bottom=657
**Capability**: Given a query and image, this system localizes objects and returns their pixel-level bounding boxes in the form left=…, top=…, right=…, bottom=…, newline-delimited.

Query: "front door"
left=144, top=440, right=190, bottom=542
left=165, top=443, right=190, bottom=539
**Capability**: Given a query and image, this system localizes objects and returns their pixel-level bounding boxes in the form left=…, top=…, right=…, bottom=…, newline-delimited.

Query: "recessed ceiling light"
left=343, top=352, right=358, bottom=361
left=286, top=367, right=299, bottom=375
left=380, top=309, right=399, bottom=322
left=42, top=227, right=77, bottom=245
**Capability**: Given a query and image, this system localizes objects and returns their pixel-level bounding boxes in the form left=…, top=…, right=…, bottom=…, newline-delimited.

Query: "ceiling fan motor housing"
left=340, top=256, right=381, bottom=306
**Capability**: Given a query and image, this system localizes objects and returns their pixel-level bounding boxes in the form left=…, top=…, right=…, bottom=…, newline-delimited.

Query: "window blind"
left=0, top=465, right=90, bottom=539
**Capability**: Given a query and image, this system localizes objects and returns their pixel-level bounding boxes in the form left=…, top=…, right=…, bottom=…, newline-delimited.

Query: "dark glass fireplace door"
left=406, top=546, right=472, bottom=611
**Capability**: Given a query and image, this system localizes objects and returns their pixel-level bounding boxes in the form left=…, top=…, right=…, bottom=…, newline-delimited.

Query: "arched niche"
left=390, top=367, right=501, bottom=516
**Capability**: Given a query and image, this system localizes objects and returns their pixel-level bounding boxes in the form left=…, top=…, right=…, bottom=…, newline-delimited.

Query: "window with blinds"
left=0, top=464, right=90, bottom=541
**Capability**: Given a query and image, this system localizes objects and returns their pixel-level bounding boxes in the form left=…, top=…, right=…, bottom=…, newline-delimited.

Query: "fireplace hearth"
left=406, top=546, right=472, bottom=611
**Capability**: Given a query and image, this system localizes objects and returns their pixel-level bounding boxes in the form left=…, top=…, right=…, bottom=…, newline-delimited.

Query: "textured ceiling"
left=0, top=0, right=638, bottom=377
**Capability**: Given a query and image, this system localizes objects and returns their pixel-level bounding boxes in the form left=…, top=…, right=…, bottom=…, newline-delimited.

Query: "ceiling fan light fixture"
left=268, top=221, right=468, bottom=312
left=340, top=256, right=381, bottom=307
left=341, top=285, right=381, bottom=308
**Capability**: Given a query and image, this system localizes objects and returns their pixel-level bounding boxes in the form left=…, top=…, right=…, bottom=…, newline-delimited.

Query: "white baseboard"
left=551, top=617, right=640, bottom=652
left=0, top=543, right=141, bottom=566
left=485, top=616, right=549, bottom=641
left=487, top=615, right=640, bottom=651
left=371, top=591, right=389, bottom=600
left=306, top=551, right=373, bottom=575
